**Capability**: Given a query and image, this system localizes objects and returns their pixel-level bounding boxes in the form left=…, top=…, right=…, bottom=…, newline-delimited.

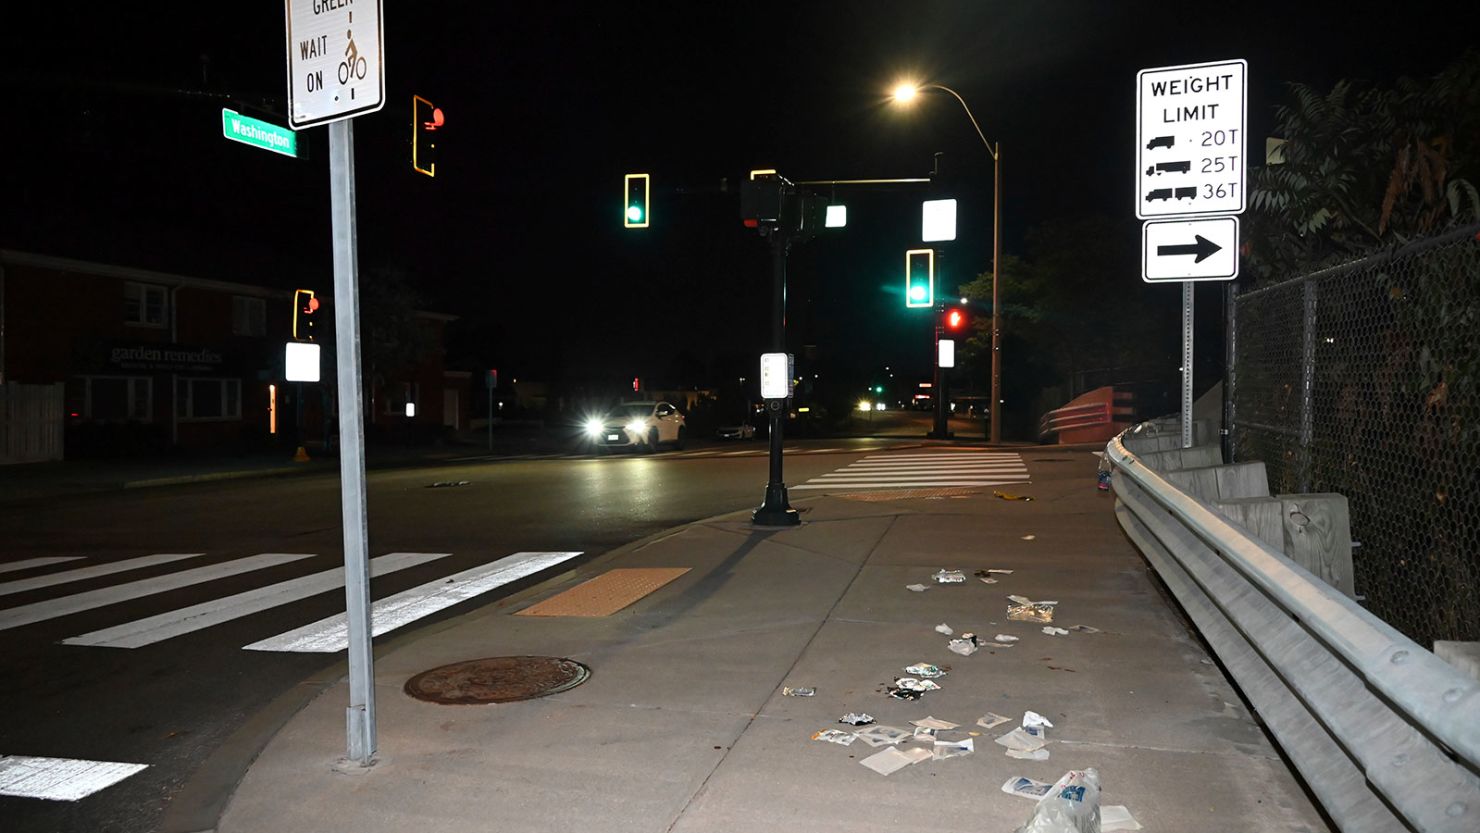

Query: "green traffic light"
left=909, top=285, right=926, bottom=302
left=627, top=204, right=644, bottom=223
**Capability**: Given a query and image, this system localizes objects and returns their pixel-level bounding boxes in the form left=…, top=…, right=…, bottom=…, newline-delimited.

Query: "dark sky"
left=2, top=1, right=1475, bottom=393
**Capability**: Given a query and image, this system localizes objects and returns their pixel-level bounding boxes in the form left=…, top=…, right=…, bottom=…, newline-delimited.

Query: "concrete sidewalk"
left=207, top=458, right=1330, bottom=833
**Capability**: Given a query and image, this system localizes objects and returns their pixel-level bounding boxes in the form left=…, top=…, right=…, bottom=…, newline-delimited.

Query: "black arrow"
left=1157, top=235, right=1222, bottom=263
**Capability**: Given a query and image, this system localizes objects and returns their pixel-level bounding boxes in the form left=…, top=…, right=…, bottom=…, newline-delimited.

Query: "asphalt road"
left=0, top=435, right=923, bottom=833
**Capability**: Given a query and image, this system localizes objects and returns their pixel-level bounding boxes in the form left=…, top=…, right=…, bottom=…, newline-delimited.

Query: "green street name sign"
left=221, top=108, right=298, bottom=158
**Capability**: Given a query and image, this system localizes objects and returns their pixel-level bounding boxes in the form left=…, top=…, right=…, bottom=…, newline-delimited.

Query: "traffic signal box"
left=412, top=95, right=443, bottom=177
left=293, top=289, right=319, bottom=340
left=624, top=173, right=650, bottom=228
left=905, top=249, right=935, bottom=308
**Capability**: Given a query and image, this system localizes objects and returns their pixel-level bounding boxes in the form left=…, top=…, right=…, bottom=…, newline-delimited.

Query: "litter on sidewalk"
left=854, top=725, right=912, bottom=747
left=995, top=727, right=1047, bottom=754
left=1001, top=775, right=1055, bottom=800
left=1015, top=768, right=1100, bottom=833
left=811, top=729, right=857, bottom=746
left=1007, top=594, right=1058, bottom=623
left=904, top=663, right=948, bottom=678
left=947, top=638, right=979, bottom=656
left=1022, top=534, right=1037, bottom=540
left=838, top=712, right=875, bottom=726
left=911, top=716, right=959, bottom=730
left=906, top=583, right=929, bottom=592
left=860, top=746, right=932, bottom=776
left=782, top=686, right=816, bottom=697
left=912, top=726, right=938, bottom=741
left=993, top=490, right=1035, bottom=501
left=932, top=738, right=974, bottom=760
left=1007, top=747, right=1050, bottom=760
left=1043, top=626, right=1070, bottom=636
left=993, top=634, right=1020, bottom=643
left=934, top=623, right=954, bottom=635
left=1023, top=711, right=1055, bottom=730
left=932, top=569, right=966, bottom=583
left=1102, top=805, right=1143, bottom=831
left=887, top=677, right=941, bottom=700
left=1069, top=625, right=1102, bottom=634
left=977, top=712, right=1012, bottom=730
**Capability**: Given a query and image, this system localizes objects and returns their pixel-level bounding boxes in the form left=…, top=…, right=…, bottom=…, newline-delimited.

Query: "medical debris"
left=853, top=725, right=912, bottom=747
left=1001, top=775, right=1055, bottom=800
left=1007, top=594, right=1058, bottom=623
left=932, top=569, right=966, bottom=583
left=904, top=663, right=948, bottom=678
left=859, top=745, right=932, bottom=775
left=782, top=686, right=816, bottom=697
left=977, top=712, right=1012, bottom=730
left=811, top=729, right=857, bottom=745
left=838, top=712, right=875, bottom=726
left=886, top=677, right=941, bottom=699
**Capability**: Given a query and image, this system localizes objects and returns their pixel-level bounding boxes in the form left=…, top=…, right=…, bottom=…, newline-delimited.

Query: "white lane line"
left=856, top=454, right=1023, bottom=462
left=0, top=553, right=208, bottom=598
left=793, top=482, right=1024, bottom=488
left=0, top=755, right=148, bottom=801
left=0, top=557, right=85, bottom=576
left=720, top=450, right=757, bottom=456
left=0, top=553, right=316, bottom=633
left=836, top=462, right=1029, bottom=471
left=62, top=552, right=452, bottom=649
left=243, top=551, right=584, bottom=653
left=813, top=472, right=1028, bottom=481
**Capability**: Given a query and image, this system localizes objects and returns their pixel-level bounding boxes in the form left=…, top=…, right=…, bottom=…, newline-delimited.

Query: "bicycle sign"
left=284, top=0, right=384, bottom=129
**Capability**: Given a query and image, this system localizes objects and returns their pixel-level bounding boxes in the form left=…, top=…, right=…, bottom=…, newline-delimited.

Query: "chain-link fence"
left=1231, top=224, right=1480, bottom=647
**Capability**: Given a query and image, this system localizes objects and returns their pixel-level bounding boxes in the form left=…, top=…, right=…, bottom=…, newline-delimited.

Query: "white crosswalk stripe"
left=0, top=552, right=209, bottom=598
left=243, top=551, right=583, bottom=653
left=0, top=557, right=85, bottom=576
left=791, top=449, right=1029, bottom=491
left=0, top=553, right=316, bottom=632
left=0, top=755, right=148, bottom=801
left=62, top=552, right=452, bottom=649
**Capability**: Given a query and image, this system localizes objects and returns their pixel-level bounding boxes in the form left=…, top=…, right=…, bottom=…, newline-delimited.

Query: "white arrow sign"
left=1141, top=217, right=1240, bottom=282
left=1136, top=59, right=1246, bottom=219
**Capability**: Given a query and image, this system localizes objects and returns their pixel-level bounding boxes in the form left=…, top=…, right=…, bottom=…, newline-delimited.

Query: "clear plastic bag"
left=1015, top=768, right=1100, bottom=833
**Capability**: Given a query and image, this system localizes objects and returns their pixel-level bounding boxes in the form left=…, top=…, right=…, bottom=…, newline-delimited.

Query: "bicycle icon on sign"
left=337, top=29, right=367, bottom=85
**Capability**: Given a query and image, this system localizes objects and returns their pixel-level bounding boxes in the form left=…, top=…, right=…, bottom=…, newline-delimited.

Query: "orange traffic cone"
left=293, top=446, right=311, bottom=463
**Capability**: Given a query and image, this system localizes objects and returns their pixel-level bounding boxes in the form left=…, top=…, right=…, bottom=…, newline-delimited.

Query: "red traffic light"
left=945, top=307, right=966, bottom=331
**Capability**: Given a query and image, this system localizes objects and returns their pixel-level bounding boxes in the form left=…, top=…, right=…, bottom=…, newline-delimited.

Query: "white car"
left=716, top=422, right=756, bottom=440
left=584, top=401, right=687, bottom=452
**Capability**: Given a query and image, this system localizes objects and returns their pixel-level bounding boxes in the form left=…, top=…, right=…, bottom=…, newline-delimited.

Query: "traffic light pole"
left=931, top=309, right=950, bottom=439
left=753, top=229, right=799, bottom=527
left=327, top=119, right=376, bottom=766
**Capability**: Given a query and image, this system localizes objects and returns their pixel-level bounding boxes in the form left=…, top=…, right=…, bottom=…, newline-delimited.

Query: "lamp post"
left=891, top=82, right=1003, bottom=444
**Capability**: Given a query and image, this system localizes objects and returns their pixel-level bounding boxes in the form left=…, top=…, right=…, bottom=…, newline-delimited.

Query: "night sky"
left=2, top=1, right=1474, bottom=398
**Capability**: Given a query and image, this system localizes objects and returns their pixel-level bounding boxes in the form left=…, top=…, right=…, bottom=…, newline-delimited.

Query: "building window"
left=232, top=296, right=266, bottom=336
left=177, top=377, right=242, bottom=421
left=124, top=282, right=168, bottom=327
left=68, top=376, right=153, bottom=422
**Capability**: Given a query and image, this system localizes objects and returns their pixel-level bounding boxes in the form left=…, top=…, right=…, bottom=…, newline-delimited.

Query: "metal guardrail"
left=1037, top=401, right=1109, bottom=439
left=1108, top=433, right=1479, bottom=833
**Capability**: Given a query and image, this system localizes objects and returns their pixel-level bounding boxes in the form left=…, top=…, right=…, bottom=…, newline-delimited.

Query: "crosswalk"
left=0, top=547, right=584, bottom=802
left=791, top=448, right=1029, bottom=491
left=448, top=445, right=871, bottom=463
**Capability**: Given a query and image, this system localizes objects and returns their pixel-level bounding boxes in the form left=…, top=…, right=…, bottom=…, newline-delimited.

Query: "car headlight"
left=584, top=419, right=604, bottom=437
left=625, top=420, right=646, bottom=434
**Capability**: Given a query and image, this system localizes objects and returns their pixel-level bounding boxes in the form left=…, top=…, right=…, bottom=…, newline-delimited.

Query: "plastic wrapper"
left=905, top=583, right=929, bottom=592
left=1015, top=768, right=1101, bottom=833
left=860, top=746, right=932, bottom=775
left=904, top=663, right=948, bottom=678
left=948, top=639, right=979, bottom=656
left=1043, top=626, right=1069, bottom=636
left=932, top=738, right=974, bottom=760
left=934, top=623, right=954, bottom=635
left=782, top=686, right=815, bottom=697
left=977, top=712, right=1012, bottom=730
left=911, top=716, right=958, bottom=730
left=838, top=712, right=875, bottom=726
left=853, top=725, right=911, bottom=747
left=1007, top=594, right=1058, bottom=623
left=811, top=729, right=856, bottom=745
left=1001, top=775, right=1054, bottom=800
left=932, top=569, right=966, bottom=583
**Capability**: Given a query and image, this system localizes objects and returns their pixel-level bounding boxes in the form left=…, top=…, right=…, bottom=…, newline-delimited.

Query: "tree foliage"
left=1247, top=51, right=1480, bottom=281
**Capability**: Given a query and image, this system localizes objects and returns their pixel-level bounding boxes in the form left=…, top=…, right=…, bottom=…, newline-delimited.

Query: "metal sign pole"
left=327, top=119, right=376, bottom=765
left=1181, top=282, right=1194, bottom=449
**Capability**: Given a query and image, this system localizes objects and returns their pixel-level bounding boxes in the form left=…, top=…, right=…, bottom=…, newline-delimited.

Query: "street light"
left=890, top=81, right=1003, bottom=444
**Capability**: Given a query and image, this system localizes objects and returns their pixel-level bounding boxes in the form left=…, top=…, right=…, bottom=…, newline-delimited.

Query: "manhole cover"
left=403, top=656, right=590, bottom=704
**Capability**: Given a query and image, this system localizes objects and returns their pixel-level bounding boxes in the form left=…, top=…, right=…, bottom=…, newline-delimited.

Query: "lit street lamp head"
left=891, top=82, right=920, bottom=104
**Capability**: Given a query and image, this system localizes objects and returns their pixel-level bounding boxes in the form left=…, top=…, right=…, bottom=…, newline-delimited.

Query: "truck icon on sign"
left=1146, top=135, right=1175, bottom=150
left=1175, top=186, right=1197, bottom=200
left=1146, top=188, right=1174, bottom=202
left=1145, top=161, right=1191, bottom=176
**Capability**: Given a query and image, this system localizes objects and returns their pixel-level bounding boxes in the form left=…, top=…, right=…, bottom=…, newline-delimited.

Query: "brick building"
left=0, top=250, right=461, bottom=456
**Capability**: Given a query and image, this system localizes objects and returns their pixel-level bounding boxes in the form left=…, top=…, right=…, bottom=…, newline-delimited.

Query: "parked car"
left=716, top=422, right=756, bottom=440
left=583, top=401, right=686, bottom=452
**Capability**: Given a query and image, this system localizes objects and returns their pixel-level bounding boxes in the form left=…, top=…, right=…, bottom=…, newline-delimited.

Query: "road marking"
left=0, top=755, right=148, bottom=801
left=243, top=551, right=583, bottom=653
left=0, top=557, right=85, bottom=576
left=0, top=553, right=315, bottom=633
left=62, top=552, right=452, bottom=649
left=793, top=451, right=1029, bottom=492
left=0, top=553, right=208, bottom=598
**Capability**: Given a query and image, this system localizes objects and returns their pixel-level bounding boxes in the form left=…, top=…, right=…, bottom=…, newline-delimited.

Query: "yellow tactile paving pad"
left=516, top=568, right=691, bottom=617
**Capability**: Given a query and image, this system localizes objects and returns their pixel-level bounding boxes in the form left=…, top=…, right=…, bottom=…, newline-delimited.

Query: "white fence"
left=1, top=382, right=64, bottom=464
